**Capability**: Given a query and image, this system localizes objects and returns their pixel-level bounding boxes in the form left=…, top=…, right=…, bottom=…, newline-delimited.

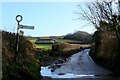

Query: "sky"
left=1, top=2, right=96, bottom=37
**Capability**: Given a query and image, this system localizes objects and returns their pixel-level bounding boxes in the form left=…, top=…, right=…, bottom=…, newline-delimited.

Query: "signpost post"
left=15, top=15, right=34, bottom=62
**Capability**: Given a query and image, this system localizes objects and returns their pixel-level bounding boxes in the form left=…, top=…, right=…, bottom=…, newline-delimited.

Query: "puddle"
left=41, top=66, right=95, bottom=78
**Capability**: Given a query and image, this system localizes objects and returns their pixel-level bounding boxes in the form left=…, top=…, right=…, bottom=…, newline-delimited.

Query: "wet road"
left=54, top=49, right=111, bottom=76
left=41, top=49, right=120, bottom=80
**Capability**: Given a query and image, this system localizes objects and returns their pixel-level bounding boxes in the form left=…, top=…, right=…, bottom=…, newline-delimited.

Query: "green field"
left=35, top=44, right=53, bottom=50
left=55, top=39, right=80, bottom=43
left=29, top=39, right=36, bottom=43
left=29, top=39, right=79, bottom=43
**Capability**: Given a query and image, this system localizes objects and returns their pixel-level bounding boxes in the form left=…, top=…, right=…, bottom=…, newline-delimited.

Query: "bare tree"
left=76, top=0, right=120, bottom=42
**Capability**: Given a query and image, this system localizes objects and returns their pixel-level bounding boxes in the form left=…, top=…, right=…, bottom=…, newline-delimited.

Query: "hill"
left=63, top=31, right=93, bottom=44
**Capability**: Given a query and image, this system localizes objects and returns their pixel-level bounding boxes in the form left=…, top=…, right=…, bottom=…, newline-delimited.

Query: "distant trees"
left=63, top=31, right=92, bottom=43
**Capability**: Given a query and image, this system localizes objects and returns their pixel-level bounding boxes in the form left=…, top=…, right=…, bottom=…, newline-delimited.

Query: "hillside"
left=63, top=31, right=92, bottom=43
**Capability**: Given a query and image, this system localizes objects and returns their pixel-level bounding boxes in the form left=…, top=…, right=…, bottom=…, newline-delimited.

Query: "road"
left=41, top=49, right=120, bottom=80
left=54, top=49, right=111, bottom=76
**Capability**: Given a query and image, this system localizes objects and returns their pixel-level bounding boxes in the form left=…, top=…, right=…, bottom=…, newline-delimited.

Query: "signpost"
left=19, top=30, right=24, bottom=36
left=19, top=25, right=34, bottom=29
left=15, top=15, right=34, bottom=62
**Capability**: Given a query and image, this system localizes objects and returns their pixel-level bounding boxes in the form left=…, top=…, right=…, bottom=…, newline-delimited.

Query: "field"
left=55, top=39, right=80, bottom=43
left=28, top=37, right=80, bottom=50
left=29, top=39, right=37, bottom=43
left=35, top=44, right=52, bottom=50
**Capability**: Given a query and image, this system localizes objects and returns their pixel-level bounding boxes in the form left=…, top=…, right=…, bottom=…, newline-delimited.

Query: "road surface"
left=41, top=49, right=120, bottom=80
left=53, top=49, right=111, bottom=76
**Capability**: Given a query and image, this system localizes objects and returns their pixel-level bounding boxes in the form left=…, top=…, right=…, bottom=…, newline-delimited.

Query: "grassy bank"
left=90, top=30, right=120, bottom=76
left=2, top=31, right=41, bottom=80
left=52, top=42, right=86, bottom=57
